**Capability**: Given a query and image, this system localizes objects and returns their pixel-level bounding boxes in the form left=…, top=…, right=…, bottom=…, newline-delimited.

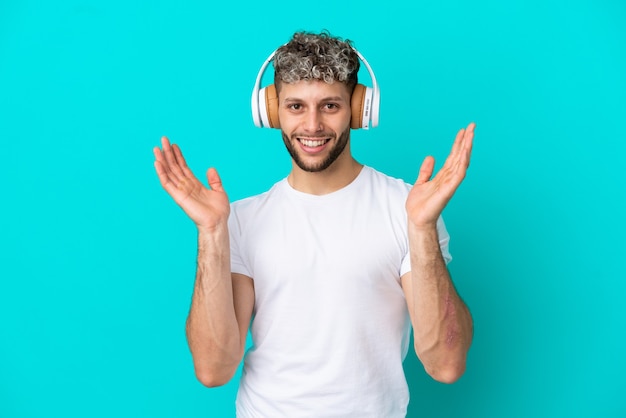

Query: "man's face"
left=277, top=80, right=352, bottom=173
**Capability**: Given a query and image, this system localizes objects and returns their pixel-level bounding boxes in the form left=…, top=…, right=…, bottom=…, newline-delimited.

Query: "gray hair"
left=273, top=31, right=360, bottom=92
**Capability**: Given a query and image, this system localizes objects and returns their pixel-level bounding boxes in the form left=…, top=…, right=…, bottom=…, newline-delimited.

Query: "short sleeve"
left=228, top=206, right=252, bottom=278
left=437, top=216, right=452, bottom=264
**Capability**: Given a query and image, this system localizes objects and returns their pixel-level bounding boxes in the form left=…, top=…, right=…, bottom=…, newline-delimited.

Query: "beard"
left=281, top=127, right=351, bottom=173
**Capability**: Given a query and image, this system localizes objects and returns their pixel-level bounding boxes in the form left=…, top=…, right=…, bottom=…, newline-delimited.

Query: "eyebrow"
left=283, top=96, right=346, bottom=103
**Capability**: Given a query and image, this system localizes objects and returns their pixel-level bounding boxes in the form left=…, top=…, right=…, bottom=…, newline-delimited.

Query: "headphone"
left=251, top=48, right=380, bottom=130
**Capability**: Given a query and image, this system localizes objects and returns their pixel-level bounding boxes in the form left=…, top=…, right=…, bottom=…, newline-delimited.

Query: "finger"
left=153, top=146, right=177, bottom=186
left=154, top=139, right=182, bottom=188
left=207, top=167, right=226, bottom=193
left=445, top=122, right=475, bottom=172
left=415, top=156, right=435, bottom=185
left=154, top=160, right=179, bottom=193
left=160, top=135, right=173, bottom=158
left=456, top=122, right=475, bottom=171
left=449, top=127, right=466, bottom=157
left=157, top=136, right=174, bottom=170
left=172, top=144, right=195, bottom=179
left=439, top=126, right=467, bottom=173
left=464, top=122, right=475, bottom=155
left=153, top=137, right=170, bottom=163
left=161, top=136, right=185, bottom=182
left=153, top=145, right=165, bottom=164
left=448, top=146, right=470, bottom=181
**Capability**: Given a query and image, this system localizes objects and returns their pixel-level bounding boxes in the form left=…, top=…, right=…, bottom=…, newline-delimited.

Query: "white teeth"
left=300, top=139, right=327, bottom=147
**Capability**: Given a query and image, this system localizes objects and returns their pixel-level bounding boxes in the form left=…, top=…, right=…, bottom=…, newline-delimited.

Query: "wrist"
left=407, top=219, right=439, bottom=235
left=197, top=221, right=229, bottom=237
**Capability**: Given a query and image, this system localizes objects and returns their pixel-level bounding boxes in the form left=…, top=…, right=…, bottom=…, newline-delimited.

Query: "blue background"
left=1, top=1, right=625, bottom=417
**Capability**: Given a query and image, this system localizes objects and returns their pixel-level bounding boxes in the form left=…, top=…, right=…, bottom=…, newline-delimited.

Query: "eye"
left=287, top=103, right=302, bottom=111
left=323, top=103, right=339, bottom=111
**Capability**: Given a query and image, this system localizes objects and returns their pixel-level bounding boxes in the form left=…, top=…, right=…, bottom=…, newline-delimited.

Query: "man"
left=154, top=31, right=474, bottom=417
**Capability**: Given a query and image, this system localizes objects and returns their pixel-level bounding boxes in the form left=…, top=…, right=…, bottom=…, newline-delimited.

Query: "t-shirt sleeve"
left=228, top=206, right=252, bottom=278
left=437, top=216, right=453, bottom=264
left=399, top=215, right=452, bottom=276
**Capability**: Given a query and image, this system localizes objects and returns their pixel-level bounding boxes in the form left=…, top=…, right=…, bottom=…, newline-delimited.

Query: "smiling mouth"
left=297, top=138, right=330, bottom=147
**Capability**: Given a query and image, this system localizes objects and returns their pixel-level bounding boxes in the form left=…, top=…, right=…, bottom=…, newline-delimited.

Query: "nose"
left=303, top=109, right=323, bottom=133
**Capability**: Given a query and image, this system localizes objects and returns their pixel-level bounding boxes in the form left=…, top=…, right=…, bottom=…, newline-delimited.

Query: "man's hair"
left=273, top=30, right=360, bottom=93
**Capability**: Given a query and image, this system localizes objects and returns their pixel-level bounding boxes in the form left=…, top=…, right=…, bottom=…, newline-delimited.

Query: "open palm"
left=406, top=123, right=475, bottom=228
left=153, top=136, right=230, bottom=230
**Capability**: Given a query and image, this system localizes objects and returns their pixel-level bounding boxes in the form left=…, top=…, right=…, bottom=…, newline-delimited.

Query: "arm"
left=186, top=232, right=254, bottom=387
left=153, top=137, right=254, bottom=387
left=402, top=123, right=475, bottom=383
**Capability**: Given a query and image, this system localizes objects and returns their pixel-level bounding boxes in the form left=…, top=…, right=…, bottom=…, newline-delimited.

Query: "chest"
left=240, top=194, right=408, bottom=306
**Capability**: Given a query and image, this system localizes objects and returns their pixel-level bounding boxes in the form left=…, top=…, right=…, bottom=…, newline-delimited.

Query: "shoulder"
left=361, top=166, right=413, bottom=196
left=232, top=180, right=285, bottom=209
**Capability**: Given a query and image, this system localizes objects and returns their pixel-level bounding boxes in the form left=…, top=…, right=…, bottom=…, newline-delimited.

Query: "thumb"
left=206, top=167, right=225, bottom=192
left=415, top=156, right=435, bottom=185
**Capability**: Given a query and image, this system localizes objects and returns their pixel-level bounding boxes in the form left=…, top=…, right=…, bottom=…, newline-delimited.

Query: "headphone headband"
left=251, top=50, right=277, bottom=128
left=251, top=47, right=380, bottom=129
left=353, top=49, right=380, bottom=128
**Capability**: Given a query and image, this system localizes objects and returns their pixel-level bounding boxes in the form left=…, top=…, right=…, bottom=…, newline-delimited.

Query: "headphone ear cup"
left=350, top=84, right=373, bottom=129
left=265, top=84, right=280, bottom=128
left=350, top=84, right=366, bottom=129
left=258, top=85, right=280, bottom=128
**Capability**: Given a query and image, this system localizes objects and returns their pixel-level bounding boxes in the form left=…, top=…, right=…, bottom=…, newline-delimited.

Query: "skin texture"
left=277, top=80, right=363, bottom=195
left=402, top=122, right=475, bottom=383
left=153, top=78, right=474, bottom=386
left=153, top=139, right=254, bottom=386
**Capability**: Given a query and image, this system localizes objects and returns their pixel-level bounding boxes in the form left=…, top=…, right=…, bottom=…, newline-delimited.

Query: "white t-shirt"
left=228, top=166, right=451, bottom=417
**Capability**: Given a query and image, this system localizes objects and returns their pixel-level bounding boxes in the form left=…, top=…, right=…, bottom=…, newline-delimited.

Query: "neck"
left=288, top=153, right=363, bottom=195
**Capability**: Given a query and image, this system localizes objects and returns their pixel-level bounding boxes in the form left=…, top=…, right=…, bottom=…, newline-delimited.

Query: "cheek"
left=333, top=114, right=352, bottom=133
left=278, top=119, right=296, bottom=135
left=276, top=109, right=294, bottom=128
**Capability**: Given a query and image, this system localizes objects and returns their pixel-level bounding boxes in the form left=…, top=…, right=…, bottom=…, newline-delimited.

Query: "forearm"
left=186, top=224, right=243, bottom=386
left=407, top=222, right=473, bottom=383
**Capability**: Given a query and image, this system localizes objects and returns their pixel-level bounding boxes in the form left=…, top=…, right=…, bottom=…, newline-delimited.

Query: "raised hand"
left=153, top=136, right=230, bottom=230
left=406, top=122, right=475, bottom=229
